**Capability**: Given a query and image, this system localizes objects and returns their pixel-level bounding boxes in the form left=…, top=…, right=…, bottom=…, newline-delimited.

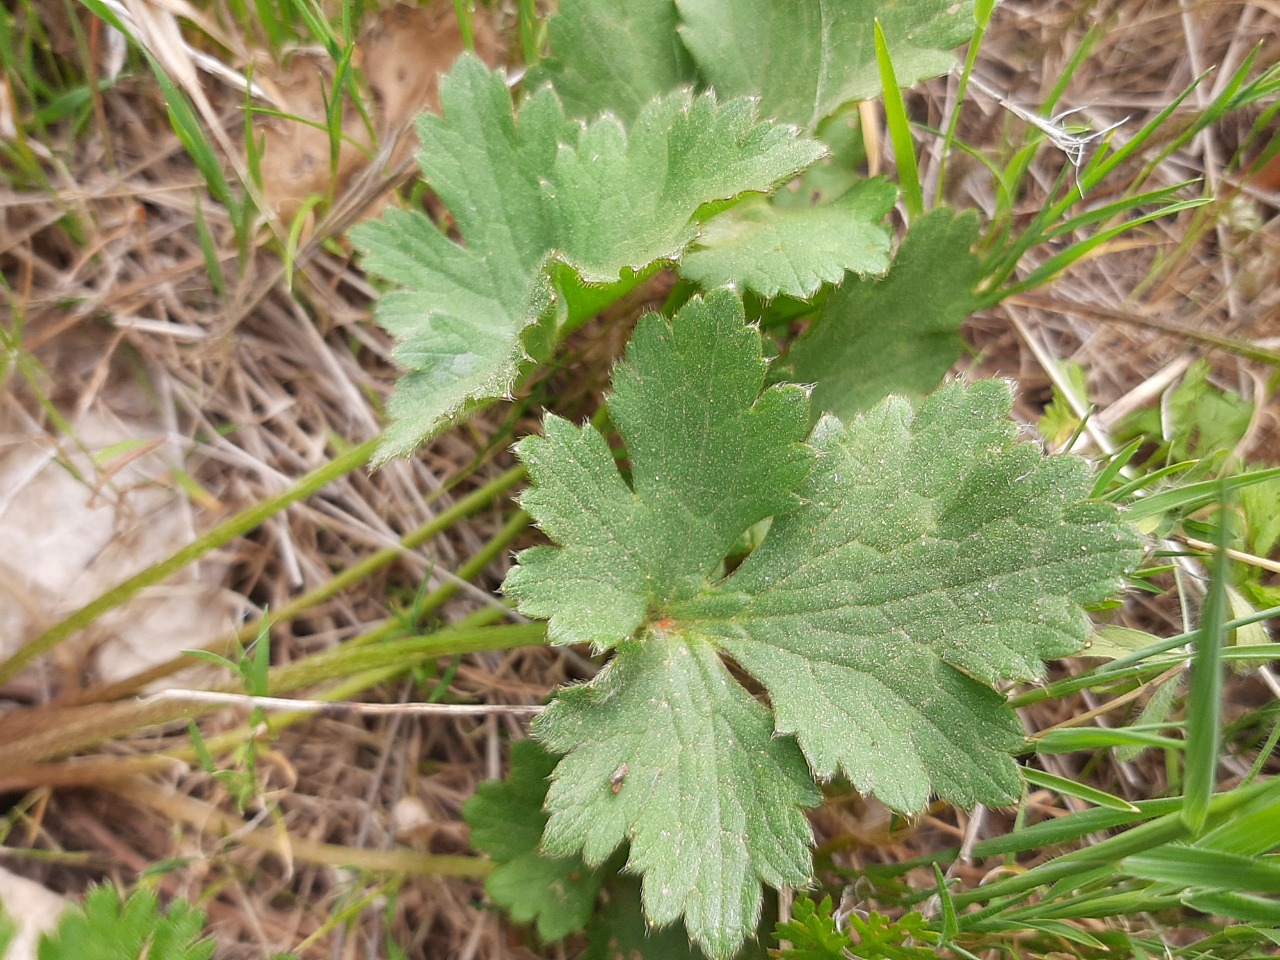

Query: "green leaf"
left=463, top=740, right=608, bottom=941
left=1125, top=466, right=1280, bottom=523
left=507, top=291, right=1140, bottom=954
left=874, top=19, right=924, bottom=220
left=1022, top=766, right=1140, bottom=813
left=1186, top=890, right=1280, bottom=925
left=535, top=634, right=819, bottom=959
left=585, top=877, right=713, bottom=960
left=694, top=379, right=1139, bottom=809
left=680, top=179, right=896, bottom=298
left=1225, top=586, right=1273, bottom=674
left=983, top=919, right=1107, bottom=949
left=846, top=911, right=940, bottom=960
left=773, top=896, right=851, bottom=959
left=1241, top=474, right=1280, bottom=558
left=352, top=56, right=822, bottom=460
left=1163, top=359, right=1255, bottom=462
left=1113, top=358, right=1255, bottom=472
left=1184, top=500, right=1228, bottom=835
left=1122, top=846, right=1280, bottom=892
left=37, top=886, right=214, bottom=960
left=507, top=290, right=814, bottom=649
left=529, top=0, right=696, bottom=124
left=1084, top=625, right=1163, bottom=660
left=774, top=112, right=871, bottom=211
left=676, top=0, right=975, bottom=130
left=775, top=900, right=941, bottom=960
left=1038, top=361, right=1090, bottom=448
left=1035, top=727, right=1184, bottom=754
left=779, top=208, right=983, bottom=421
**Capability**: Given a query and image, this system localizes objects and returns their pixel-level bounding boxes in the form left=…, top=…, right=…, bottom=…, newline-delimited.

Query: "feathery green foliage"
left=36, top=886, right=213, bottom=960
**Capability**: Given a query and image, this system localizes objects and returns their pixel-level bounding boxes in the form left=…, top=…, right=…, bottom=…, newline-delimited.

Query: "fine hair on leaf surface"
left=502, top=289, right=1142, bottom=956
left=350, top=54, right=822, bottom=462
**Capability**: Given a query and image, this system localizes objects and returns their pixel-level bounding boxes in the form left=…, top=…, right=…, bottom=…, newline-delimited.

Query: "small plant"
left=773, top=896, right=940, bottom=960
left=4, top=0, right=1278, bottom=957
left=501, top=292, right=1137, bottom=955
left=32, top=885, right=214, bottom=960
left=183, top=621, right=275, bottom=812
left=344, top=0, right=1280, bottom=955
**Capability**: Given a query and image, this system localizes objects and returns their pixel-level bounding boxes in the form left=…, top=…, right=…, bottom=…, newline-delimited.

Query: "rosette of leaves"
left=502, top=290, right=1141, bottom=957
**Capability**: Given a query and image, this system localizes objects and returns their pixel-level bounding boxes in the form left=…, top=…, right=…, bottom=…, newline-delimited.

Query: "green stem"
left=267, top=623, right=546, bottom=693
left=949, top=778, right=1280, bottom=908
left=408, top=509, right=531, bottom=618
left=0, top=438, right=379, bottom=687
left=56, top=463, right=527, bottom=705
left=518, top=0, right=540, bottom=66
left=451, top=0, right=475, bottom=51
left=935, top=0, right=995, bottom=205
left=0, top=619, right=545, bottom=770
left=186, top=607, right=523, bottom=761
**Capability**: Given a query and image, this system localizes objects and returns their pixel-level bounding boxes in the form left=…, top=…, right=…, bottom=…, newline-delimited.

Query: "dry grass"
left=0, top=0, right=1277, bottom=957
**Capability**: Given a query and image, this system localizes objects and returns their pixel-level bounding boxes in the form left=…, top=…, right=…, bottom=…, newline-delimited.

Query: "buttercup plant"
left=347, top=1, right=1161, bottom=954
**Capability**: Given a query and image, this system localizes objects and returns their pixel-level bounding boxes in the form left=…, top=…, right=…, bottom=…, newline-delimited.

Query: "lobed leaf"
left=773, top=896, right=851, bottom=959
left=536, top=636, right=819, bottom=958
left=685, top=379, right=1140, bottom=811
left=676, top=0, right=976, bottom=131
left=506, top=290, right=813, bottom=650
left=528, top=0, right=696, bottom=125
left=464, top=740, right=607, bottom=941
left=352, top=57, right=821, bottom=460
left=37, top=886, right=213, bottom=960
left=779, top=207, right=983, bottom=421
left=680, top=179, right=897, bottom=298
left=505, top=291, right=1141, bottom=955
left=586, top=876, right=728, bottom=960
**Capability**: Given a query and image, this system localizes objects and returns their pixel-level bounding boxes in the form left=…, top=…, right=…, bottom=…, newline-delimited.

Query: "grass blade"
left=932, top=863, right=959, bottom=943
left=1124, top=466, right=1280, bottom=522
left=1034, top=727, right=1183, bottom=754
left=1186, top=890, right=1280, bottom=925
left=1182, top=490, right=1229, bottom=834
left=1089, top=436, right=1144, bottom=498
left=874, top=19, right=923, bottom=220
left=0, top=439, right=379, bottom=686
left=1122, top=847, right=1280, bottom=892
left=935, top=0, right=997, bottom=204
left=1022, top=766, right=1140, bottom=812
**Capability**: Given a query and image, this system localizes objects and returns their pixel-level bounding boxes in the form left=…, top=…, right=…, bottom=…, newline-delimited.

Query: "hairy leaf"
left=780, top=207, right=983, bottom=421
left=775, top=897, right=940, bottom=960
left=692, top=379, right=1140, bottom=812
left=586, top=877, right=716, bottom=960
left=352, top=56, right=821, bottom=460
left=464, top=740, right=607, bottom=941
left=37, top=886, right=213, bottom=960
left=536, top=635, right=820, bottom=958
left=681, top=179, right=897, bottom=298
left=506, top=290, right=813, bottom=650
left=506, top=291, right=1140, bottom=955
left=529, top=0, right=696, bottom=124
left=676, top=0, right=976, bottom=130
